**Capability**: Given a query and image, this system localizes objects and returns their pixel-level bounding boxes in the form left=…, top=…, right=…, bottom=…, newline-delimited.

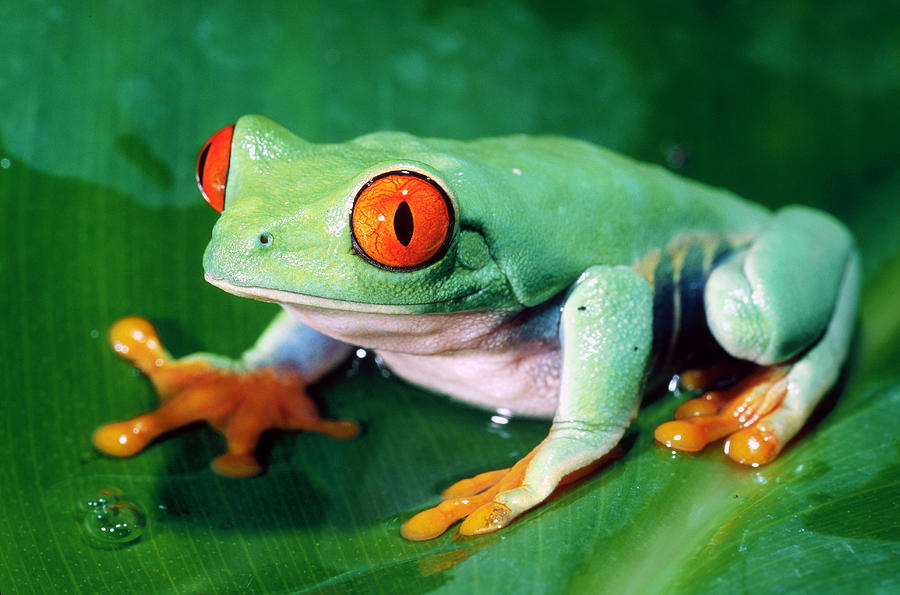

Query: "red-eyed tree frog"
left=95, top=115, right=859, bottom=541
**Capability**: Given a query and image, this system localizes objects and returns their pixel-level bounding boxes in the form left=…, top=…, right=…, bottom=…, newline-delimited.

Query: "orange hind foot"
left=654, top=364, right=790, bottom=467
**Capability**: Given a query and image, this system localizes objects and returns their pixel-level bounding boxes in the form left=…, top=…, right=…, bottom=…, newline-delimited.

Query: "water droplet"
left=77, top=487, right=122, bottom=514
left=662, top=143, right=688, bottom=169
left=78, top=488, right=147, bottom=548
left=0, top=158, right=10, bottom=169
left=490, top=407, right=512, bottom=425
left=373, top=354, right=391, bottom=378
left=667, top=374, right=680, bottom=393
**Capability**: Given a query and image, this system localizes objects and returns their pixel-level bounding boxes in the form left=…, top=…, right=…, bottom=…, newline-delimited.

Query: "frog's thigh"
left=725, top=249, right=860, bottom=463
left=704, top=207, right=859, bottom=463
left=705, top=206, right=854, bottom=365
left=493, top=265, right=653, bottom=518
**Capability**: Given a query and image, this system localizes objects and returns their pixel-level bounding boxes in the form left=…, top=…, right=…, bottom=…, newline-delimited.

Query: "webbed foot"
left=674, top=210, right=861, bottom=467
left=94, top=317, right=359, bottom=476
left=401, top=454, right=532, bottom=541
left=655, top=364, right=791, bottom=466
left=401, top=439, right=607, bottom=540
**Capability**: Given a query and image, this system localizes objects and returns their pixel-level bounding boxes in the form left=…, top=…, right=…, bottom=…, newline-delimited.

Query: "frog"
left=94, top=115, right=859, bottom=541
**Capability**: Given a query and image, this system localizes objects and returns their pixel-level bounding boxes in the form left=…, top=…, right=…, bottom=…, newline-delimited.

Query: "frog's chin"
left=205, top=274, right=423, bottom=315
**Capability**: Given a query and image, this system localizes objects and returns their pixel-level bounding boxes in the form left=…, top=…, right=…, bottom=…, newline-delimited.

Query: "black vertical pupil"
left=394, top=201, right=414, bottom=246
left=197, top=143, right=211, bottom=182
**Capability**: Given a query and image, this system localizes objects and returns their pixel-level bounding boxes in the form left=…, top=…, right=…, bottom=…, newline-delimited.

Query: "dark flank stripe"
left=644, top=234, right=734, bottom=376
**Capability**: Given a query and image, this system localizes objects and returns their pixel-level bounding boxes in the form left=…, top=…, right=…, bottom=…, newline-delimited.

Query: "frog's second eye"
left=196, top=124, right=235, bottom=213
left=351, top=172, right=454, bottom=270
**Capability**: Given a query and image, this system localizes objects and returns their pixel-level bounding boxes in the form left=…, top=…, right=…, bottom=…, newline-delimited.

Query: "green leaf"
left=2, top=2, right=898, bottom=593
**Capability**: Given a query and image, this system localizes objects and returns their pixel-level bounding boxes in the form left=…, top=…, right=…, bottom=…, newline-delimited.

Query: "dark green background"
left=2, top=1, right=898, bottom=593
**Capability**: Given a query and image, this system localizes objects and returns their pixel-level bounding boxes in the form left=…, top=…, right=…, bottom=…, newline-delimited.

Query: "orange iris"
left=196, top=124, right=234, bottom=212
left=351, top=172, right=453, bottom=269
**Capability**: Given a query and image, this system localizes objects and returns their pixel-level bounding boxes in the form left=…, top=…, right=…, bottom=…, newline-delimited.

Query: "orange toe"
left=654, top=416, right=738, bottom=452
left=212, top=452, right=263, bottom=477
left=724, top=425, right=781, bottom=466
left=93, top=419, right=155, bottom=457
left=401, top=507, right=456, bottom=541
left=295, top=418, right=361, bottom=440
left=678, top=361, right=750, bottom=392
left=110, top=317, right=169, bottom=369
left=654, top=419, right=712, bottom=452
left=458, top=502, right=513, bottom=536
left=673, top=390, right=730, bottom=418
left=325, top=419, right=362, bottom=440
left=441, top=468, right=509, bottom=500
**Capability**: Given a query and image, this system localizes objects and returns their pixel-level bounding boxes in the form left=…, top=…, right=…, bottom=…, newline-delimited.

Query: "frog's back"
left=432, top=135, right=771, bottom=307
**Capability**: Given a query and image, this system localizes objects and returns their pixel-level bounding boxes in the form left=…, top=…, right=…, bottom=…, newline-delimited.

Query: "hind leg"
left=655, top=207, right=859, bottom=465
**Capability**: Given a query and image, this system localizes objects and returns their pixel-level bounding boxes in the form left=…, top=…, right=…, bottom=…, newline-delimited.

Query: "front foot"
left=94, top=317, right=359, bottom=476
left=401, top=451, right=535, bottom=541
left=401, top=436, right=610, bottom=541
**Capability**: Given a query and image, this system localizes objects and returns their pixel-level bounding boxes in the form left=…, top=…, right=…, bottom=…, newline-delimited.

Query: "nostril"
left=258, top=232, right=273, bottom=247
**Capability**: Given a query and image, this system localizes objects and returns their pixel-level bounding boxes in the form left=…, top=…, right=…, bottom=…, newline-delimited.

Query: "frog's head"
left=199, top=115, right=520, bottom=314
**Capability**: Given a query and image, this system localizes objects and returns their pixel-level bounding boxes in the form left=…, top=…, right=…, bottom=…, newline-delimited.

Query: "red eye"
left=196, top=124, right=235, bottom=212
left=351, top=172, right=454, bottom=269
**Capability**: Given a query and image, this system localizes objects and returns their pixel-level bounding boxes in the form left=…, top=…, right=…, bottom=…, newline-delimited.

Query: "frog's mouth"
left=205, top=274, right=459, bottom=315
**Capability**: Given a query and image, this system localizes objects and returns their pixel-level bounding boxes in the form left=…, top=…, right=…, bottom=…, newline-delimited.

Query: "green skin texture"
left=203, top=115, right=859, bottom=527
